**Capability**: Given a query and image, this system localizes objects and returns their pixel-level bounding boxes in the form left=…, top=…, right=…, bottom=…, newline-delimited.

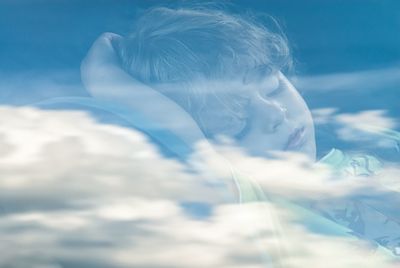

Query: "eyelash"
left=234, top=118, right=251, bottom=140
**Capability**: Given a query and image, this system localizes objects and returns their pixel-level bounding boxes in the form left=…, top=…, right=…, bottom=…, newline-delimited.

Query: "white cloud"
left=0, top=106, right=398, bottom=267
left=335, top=110, right=397, bottom=133
left=378, top=165, right=400, bottom=192
left=311, top=108, right=399, bottom=149
left=335, top=110, right=398, bottom=146
left=0, top=106, right=226, bottom=205
left=0, top=200, right=397, bottom=268
left=293, top=68, right=400, bottom=92
left=191, top=141, right=394, bottom=201
left=311, top=107, right=338, bottom=124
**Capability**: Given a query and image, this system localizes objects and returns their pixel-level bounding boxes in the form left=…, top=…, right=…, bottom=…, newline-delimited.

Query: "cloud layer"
left=0, top=106, right=398, bottom=267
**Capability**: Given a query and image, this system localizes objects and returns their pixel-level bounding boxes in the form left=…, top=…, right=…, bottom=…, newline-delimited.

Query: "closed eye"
left=234, top=119, right=251, bottom=140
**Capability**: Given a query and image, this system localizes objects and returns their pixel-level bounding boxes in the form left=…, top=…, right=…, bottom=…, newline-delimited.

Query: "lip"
left=284, top=126, right=306, bottom=150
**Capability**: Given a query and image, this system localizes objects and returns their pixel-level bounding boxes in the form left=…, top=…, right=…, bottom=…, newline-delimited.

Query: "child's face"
left=157, top=71, right=316, bottom=161
left=195, top=71, right=316, bottom=161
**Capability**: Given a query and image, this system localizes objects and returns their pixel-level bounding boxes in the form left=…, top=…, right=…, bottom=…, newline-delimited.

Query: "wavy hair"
left=119, top=7, right=291, bottom=84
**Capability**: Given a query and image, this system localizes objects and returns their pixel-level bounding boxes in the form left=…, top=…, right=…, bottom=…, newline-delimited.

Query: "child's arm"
left=80, top=32, right=206, bottom=145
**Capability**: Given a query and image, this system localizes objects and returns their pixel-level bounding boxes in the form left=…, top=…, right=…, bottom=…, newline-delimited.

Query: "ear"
left=81, top=32, right=207, bottom=145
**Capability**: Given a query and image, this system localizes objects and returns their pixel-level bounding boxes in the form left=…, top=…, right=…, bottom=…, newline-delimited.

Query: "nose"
left=252, top=96, right=286, bottom=133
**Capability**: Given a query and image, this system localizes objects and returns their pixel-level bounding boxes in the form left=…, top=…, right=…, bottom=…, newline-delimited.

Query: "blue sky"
left=0, top=0, right=399, bottom=73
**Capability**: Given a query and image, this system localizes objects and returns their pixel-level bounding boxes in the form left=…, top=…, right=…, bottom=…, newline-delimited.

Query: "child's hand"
left=81, top=32, right=123, bottom=67
left=81, top=32, right=207, bottom=146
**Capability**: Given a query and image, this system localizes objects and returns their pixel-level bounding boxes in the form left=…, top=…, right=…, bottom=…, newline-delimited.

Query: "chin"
left=299, top=141, right=317, bottom=162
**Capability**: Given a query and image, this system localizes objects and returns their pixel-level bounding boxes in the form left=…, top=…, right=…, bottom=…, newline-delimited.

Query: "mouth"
left=284, top=126, right=306, bottom=151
